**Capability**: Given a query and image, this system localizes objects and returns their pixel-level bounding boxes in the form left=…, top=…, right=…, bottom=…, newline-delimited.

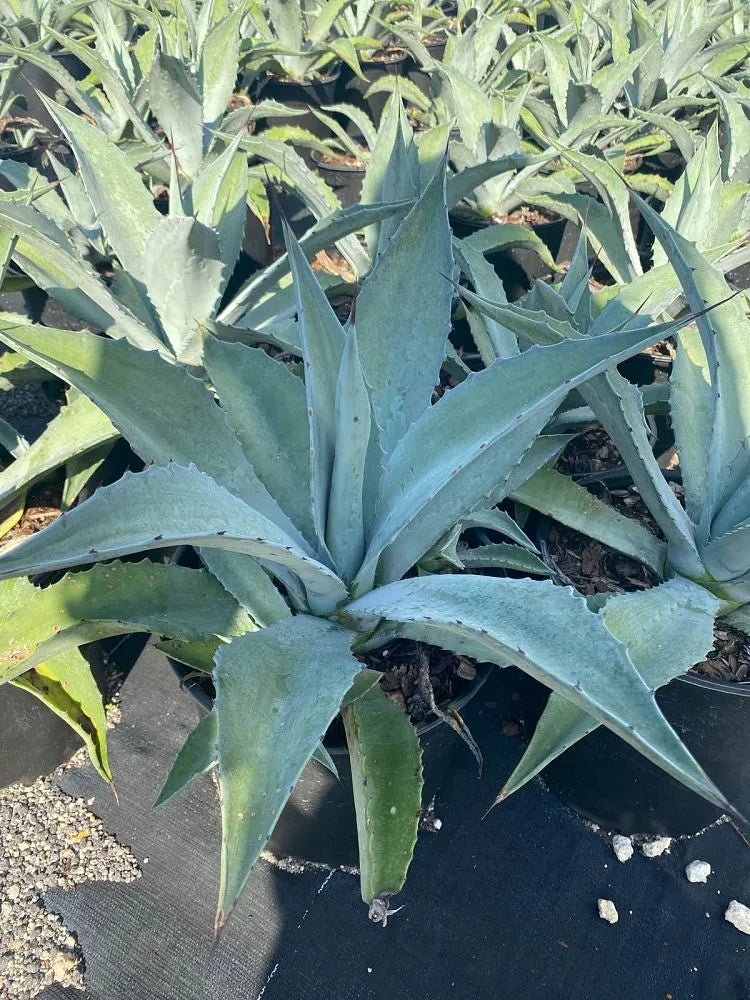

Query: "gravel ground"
left=0, top=744, right=141, bottom=999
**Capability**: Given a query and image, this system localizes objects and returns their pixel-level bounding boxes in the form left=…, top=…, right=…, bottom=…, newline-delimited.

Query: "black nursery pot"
left=257, top=69, right=340, bottom=138
left=0, top=633, right=147, bottom=789
left=450, top=212, right=577, bottom=297
left=520, top=671, right=750, bottom=836
left=0, top=686, right=82, bottom=788
left=310, top=148, right=365, bottom=208
left=172, top=658, right=491, bottom=868
left=405, top=38, right=447, bottom=97
left=339, top=49, right=409, bottom=127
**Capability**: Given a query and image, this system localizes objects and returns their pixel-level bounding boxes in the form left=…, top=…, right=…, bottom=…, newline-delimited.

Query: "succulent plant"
left=0, top=123, right=734, bottom=926
left=239, top=0, right=365, bottom=83
left=459, top=194, right=750, bottom=798
left=520, top=122, right=750, bottom=284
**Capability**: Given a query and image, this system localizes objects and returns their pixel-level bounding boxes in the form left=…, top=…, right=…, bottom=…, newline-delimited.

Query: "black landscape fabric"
left=40, top=646, right=750, bottom=1000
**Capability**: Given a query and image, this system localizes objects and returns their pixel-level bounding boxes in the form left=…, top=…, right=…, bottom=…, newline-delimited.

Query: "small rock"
left=51, top=951, right=76, bottom=982
left=597, top=898, right=619, bottom=924
left=685, top=860, right=711, bottom=884
left=6, top=884, right=20, bottom=901
left=725, top=900, right=750, bottom=935
left=641, top=837, right=672, bottom=858
left=612, top=835, right=633, bottom=863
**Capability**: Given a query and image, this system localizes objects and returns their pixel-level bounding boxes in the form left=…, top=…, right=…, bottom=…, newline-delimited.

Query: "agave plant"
left=0, top=137, right=736, bottom=925
left=519, top=120, right=750, bottom=285
left=238, top=0, right=366, bottom=84
left=539, top=0, right=749, bottom=111
left=373, top=9, right=536, bottom=128
left=457, top=193, right=750, bottom=798
left=521, top=0, right=750, bottom=181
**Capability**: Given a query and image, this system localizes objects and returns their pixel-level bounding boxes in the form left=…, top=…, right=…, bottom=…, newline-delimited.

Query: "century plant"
left=0, top=124, right=738, bottom=925
left=519, top=121, right=750, bottom=285
left=522, top=0, right=750, bottom=179
left=538, top=0, right=749, bottom=112
left=458, top=192, right=750, bottom=799
left=376, top=10, right=536, bottom=131
left=239, top=0, right=364, bottom=83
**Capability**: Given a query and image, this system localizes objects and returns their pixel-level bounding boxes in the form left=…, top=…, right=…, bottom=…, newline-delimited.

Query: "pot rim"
left=360, top=46, right=410, bottom=67
left=673, top=670, right=750, bottom=696
left=263, top=65, right=341, bottom=87
left=310, top=147, right=367, bottom=173
left=449, top=207, right=564, bottom=231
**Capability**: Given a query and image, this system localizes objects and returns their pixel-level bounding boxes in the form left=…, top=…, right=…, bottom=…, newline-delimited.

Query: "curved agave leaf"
left=203, top=337, right=315, bottom=547
left=0, top=390, right=118, bottom=511
left=0, top=205, right=165, bottom=352
left=155, top=711, right=218, bottom=808
left=43, top=27, right=155, bottom=143
left=354, top=159, right=453, bottom=471
left=147, top=49, right=205, bottom=177
left=342, top=574, right=735, bottom=815
left=511, top=468, right=666, bottom=575
left=453, top=238, right=518, bottom=361
left=214, top=616, right=361, bottom=931
left=0, top=465, right=347, bottom=614
left=356, top=320, right=696, bottom=593
left=41, top=97, right=160, bottom=281
left=62, top=443, right=113, bottom=512
left=200, top=7, right=243, bottom=129
left=284, top=220, right=345, bottom=553
left=361, top=94, right=420, bottom=257
left=635, top=193, right=750, bottom=540
left=0, top=417, right=26, bottom=460
left=445, top=152, right=542, bottom=210
left=0, top=560, right=253, bottom=685
left=156, top=702, right=342, bottom=801
left=199, top=550, right=293, bottom=627
left=218, top=201, right=412, bottom=326
left=142, top=216, right=224, bottom=365
left=653, top=129, right=724, bottom=270
left=458, top=286, right=703, bottom=574
left=0, top=317, right=307, bottom=547
left=12, top=647, right=111, bottom=782
left=670, top=323, right=713, bottom=529
left=342, top=680, right=423, bottom=917
left=327, top=327, right=372, bottom=583
left=190, top=133, right=248, bottom=282
left=455, top=542, right=552, bottom=576
left=633, top=108, right=696, bottom=163
left=500, top=579, right=721, bottom=801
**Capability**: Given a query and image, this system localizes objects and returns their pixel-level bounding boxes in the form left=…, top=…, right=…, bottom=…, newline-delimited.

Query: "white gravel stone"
left=725, top=900, right=750, bottom=935
left=597, top=898, right=619, bottom=924
left=641, top=837, right=672, bottom=858
left=612, top=835, right=634, bottom=863
left=0, top=753, right=141, bottom=999
left=685, top=860, right=712, bottom=883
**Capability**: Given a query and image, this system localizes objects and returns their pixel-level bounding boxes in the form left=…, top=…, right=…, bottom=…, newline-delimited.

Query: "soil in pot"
left=339, top=48, right=409, bottom=127
left=617, top=339, right=675, bottom=386
left=520, top=466, right=750, bottom=835
left=172, top=639, right=489, bottom=868
left=310, top=145, right=366, bottom=208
